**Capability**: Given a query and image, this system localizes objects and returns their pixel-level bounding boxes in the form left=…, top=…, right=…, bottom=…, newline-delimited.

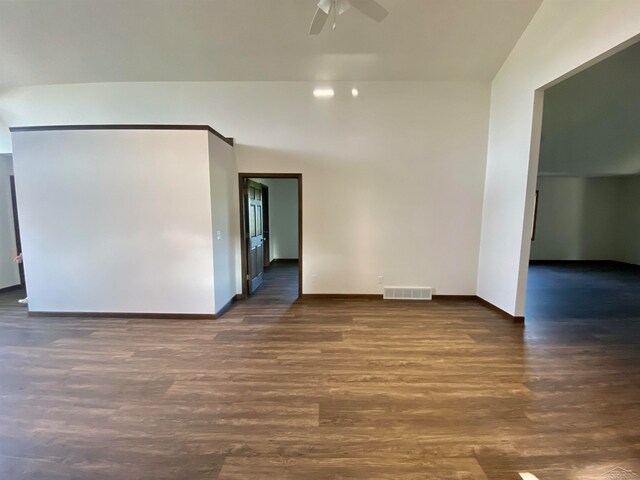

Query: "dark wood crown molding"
left=9, top=124, right=234, bottom=146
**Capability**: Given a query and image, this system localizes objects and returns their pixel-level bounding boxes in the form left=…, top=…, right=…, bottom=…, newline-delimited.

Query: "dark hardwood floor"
left=242, top=260, right=300, bottom=305
left=526, top=260, right=640, bottom=321
left=0, top=261, right=639, bottom=479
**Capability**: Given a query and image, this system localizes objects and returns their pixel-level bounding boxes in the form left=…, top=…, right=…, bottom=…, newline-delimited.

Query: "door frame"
left=261, top=184, right=271, bottom=269
left=238, top=173, right=302, bottom=299
left=9, top=175, right=25, bottom=287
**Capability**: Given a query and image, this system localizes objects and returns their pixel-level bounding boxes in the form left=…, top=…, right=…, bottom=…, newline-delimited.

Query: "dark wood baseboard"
left=271, top=258, right=299, bottom=264
left=432, top=295, right=477, bottom=301
left=530, top=259, right=593, bottom=264
left=529, top=259, right=609, bottom=265
left=26, top=294, right=523, bottom=323
left=301, top=293, right=524, bottom=322
left=530, top=259, right=640, bottom=269
left=29, top=294, right=243, bottom=320
left=0, top=284, right=22, bottom=294
left=29, top=311, right=216, bottom=320
left=214, top=295, right=241, bottom=318
left=475, top=296, right=525, bottom=323
left=301, top=294, right=383, bottom=300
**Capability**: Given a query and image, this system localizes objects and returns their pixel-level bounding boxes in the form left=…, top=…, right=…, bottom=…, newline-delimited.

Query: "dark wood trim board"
left=301, top=294, right=382, bottom=300
left=475, top=296, right=525, bottom=323
left=214, top=295, right=241, bottom=319
left=531, top=190, right=539, bottom=241
left=9, top=175, right=25, bottom=286
left=29, top=311, right=216, bottom=319
left=300, top=294, right=523, bottom=322
left=529, top=260, right=640, bottom=268
left=0, top=284, right=22, bottom=294
left=24, top=294, right=524, bottom=323
left=28, top=294, right=244, bottom=320
left=432, top=295, right=477, bottom=301
left=9, top=124, right=234, bottom=146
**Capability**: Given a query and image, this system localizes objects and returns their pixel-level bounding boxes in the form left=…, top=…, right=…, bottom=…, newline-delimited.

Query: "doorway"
left=525, top=40, right=640, bottom=325
left=238, top=173, right=302, bottom=300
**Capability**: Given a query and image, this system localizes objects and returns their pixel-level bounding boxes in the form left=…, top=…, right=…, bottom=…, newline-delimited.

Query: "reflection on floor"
left=243, top=260, right=299, bottom=304
left=0, top=261, right=639, bottom=479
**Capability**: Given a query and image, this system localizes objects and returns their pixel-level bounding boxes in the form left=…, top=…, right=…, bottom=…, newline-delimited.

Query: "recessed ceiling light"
left=313, top=88, right=334, bottom=98
left=352, top=88, right=359, bottom=97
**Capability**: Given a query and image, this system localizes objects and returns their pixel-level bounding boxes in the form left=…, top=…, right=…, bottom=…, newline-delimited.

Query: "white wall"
left=0, top=154, right=20, bottom=289
left=531, top=175, right=640, bottom=266
left=616, top=175, right=640, bottom=265
left=12, top=129, right=217, bottom=314
left=255, top=178, right=298, bottom=261
left=477, top=0, right=640, bottom=316
left=0, top=81, right=490, bottom=295
left=208, top=133, right=240, bottom=313
left=530, top=176, right=619, bottom=260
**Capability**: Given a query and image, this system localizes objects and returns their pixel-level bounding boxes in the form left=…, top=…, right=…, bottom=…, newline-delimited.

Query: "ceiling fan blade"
left=336, top=0, right=351, bottom=15
left=348, top=0, right=389, bottom=22
left=317, top=0, right=332, bottom=14
left=309, top=7, right=329, bottom=34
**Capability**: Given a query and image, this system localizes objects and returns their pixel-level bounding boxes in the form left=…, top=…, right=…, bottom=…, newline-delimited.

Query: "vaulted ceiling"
left=539, top=41, right=640, bottom=176
left=0, top=0, right=542, bottom=87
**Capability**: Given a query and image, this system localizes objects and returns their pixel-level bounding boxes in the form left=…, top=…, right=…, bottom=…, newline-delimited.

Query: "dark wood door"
left=246, top=180, right=265, bottom=294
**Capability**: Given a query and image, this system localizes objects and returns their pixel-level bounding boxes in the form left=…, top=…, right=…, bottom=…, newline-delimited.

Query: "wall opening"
left=523, top=40, right=640, bottom=322
left=238, top=173, right=302, bottom=302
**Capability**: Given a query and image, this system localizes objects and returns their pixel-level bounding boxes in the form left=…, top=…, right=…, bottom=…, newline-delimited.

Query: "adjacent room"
left=526, top=41, right=640, bottom=326
left=0, top=1, right=639, bottom=479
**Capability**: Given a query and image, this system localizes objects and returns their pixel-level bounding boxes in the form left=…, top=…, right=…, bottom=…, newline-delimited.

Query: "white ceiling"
left=0, top=0, right=542, bottom=87
left=539, top=41, right=640, bottom=176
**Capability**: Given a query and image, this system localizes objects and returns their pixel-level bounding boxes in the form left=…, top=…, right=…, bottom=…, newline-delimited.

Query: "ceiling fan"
left=309, top=0, right=389, bottom=35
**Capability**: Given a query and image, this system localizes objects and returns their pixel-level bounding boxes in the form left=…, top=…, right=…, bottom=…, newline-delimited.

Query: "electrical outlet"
left=312, top=274, right=318, bottom=284
left=377, top=276, right=384, bottom=285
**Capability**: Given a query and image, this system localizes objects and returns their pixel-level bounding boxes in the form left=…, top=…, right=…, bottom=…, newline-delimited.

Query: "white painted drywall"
left=11, top=129, right=217, bottom=314
left=530, top=176, right=619, bottom=260
left=477, top=0, right=640, bottom=316
left=0, top=81, right=490, bottom=295
left=208, top=133, right=240, bottom=313
left=0, top=154, right=20, bottom=289
left=254, top=178, right=298, bottom=261
left=616, top=175, right=640, bottom=266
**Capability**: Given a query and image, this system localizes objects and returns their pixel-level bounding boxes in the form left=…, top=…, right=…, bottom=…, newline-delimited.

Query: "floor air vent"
left=383, top=286, right=432, bottom=301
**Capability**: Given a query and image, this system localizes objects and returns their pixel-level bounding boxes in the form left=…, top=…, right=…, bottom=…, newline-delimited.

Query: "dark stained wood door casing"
left=262, top=185, right=270, bottom=269
left=9, top=176, right=25, bottom=286
left=246, top=180, right=265, bottom=294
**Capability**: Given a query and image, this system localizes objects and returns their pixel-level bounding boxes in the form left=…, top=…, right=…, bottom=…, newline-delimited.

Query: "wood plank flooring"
left=0, top=262, right=639, bottom=479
